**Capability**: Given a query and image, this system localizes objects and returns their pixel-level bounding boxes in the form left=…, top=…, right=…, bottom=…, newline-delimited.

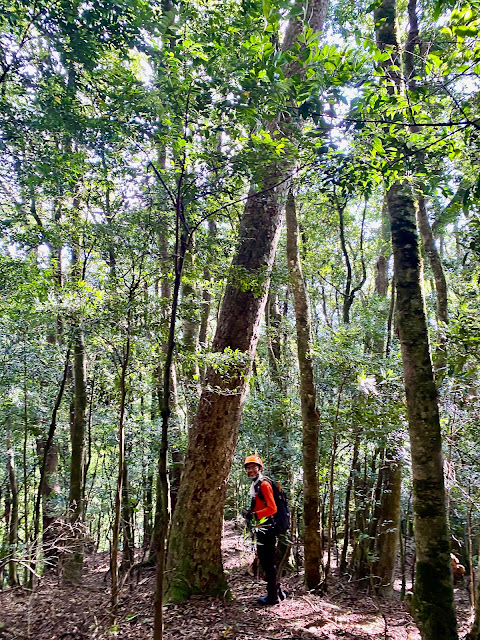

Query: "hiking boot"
left=278, top=587, right=287, bottom=601
left=257, top=595, right=280, bottom=606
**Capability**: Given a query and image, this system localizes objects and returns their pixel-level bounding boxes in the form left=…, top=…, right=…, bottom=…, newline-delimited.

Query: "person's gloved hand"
left=242, top=508, right=253, bottom=522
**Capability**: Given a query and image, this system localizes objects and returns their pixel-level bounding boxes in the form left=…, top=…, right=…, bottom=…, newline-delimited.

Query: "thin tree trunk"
left=385, top=275, right=396, bottom=357
left=120, top=457, right=134, bottom=574
left=62, top=327, right=87, bottom=584
left=169, top=449, right=184, bottom=514
left=337, top=195, right=367, bottom=324
left=326, top=433, right=337, bottom=578
left=142, top=465, right=154, bottom=550
left=153, top=239, right=186, bottom=639
left=468, top=499, right=475, bottom=609
left=22, top=353, right=29, bottom=583
left=32, top=347, right=70, bottom=572
left=198, top=220, right=216, bottom=382
left=153, top=167, right=189, bottom=637
left=340, top=432, right=360, bottom=572
left=264, top=289, right=291, bottom=483
left=181, top=251, right=201, bottom=429
left=371, top=207, right=402, bottom=596
left=404, top=0, right=448, bottom=332
left=286, top=191, right=323, bottom=589
left=368, top=449, right=385, bottom=555
left=6, top=428, right=19, bottom=586
left=111, top=322, right=131, bottom=625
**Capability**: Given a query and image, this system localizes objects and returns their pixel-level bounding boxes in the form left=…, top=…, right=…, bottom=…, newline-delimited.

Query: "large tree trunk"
left=165, top=172, right=289, bottom=601
left=373, top=0, right=457, bottom=634
left=165, top=0, right=329, bottom=602
left=286, top=191, right=323, bottom=589
left=386, top=182, right=457, bottom=638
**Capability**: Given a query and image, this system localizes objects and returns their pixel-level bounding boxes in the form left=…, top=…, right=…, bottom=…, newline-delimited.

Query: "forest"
left=0, top=0, right=479, bottom=638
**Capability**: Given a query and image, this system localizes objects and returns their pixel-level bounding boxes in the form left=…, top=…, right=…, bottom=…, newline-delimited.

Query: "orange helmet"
left=244, top=454, right=263, bottom=469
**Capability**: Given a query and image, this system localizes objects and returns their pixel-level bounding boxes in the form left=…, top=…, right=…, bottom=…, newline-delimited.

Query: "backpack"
left=253, top=477, right=290, bottom=535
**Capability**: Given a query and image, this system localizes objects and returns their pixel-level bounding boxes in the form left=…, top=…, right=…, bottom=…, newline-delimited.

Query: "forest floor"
left=0, top=522, right=473, bottom=640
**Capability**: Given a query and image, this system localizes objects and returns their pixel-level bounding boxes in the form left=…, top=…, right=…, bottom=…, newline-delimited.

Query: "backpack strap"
left=255, top=477, right=274, bottom=506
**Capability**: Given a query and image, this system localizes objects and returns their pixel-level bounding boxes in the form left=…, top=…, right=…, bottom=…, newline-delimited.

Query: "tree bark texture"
left=375, top=199, right=390, bottom=298
left=165, top=173, right=288, bottom=601
left=349, top=451, right=370, bottom=580
left=70, top=329, right=87, bottom=518
left=386, top=182, right=457, bottom=639
left=63, top=327, right=87, bottom=583
left=373, top=448, right=402, bottom=597
left=286, top=191, right=323, bottom=588
left=36, top=440, right=60, bottom=568
left=373, top=0, right=457, bottom=633
left=165, top=0, right=329, bottom=602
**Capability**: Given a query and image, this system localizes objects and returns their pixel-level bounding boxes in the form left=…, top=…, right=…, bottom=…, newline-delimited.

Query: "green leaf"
left=427, top=53, right=443, bottom=68
left=372, top=137, right=385, bottom=154
left=453, top=25, right=479, bottom=37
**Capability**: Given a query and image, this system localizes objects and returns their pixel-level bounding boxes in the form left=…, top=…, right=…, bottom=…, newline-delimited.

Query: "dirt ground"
left=0, top=523, right=473, bottom=639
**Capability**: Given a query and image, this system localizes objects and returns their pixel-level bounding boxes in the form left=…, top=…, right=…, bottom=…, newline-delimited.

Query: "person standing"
left=242, top=455, right=286, bottom=605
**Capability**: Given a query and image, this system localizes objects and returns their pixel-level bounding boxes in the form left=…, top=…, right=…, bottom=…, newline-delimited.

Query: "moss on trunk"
left=386, top=181, right=457, bottom=640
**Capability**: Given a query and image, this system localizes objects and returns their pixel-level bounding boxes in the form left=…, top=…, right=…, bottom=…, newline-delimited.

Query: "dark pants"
left=257, top=528, right=278, bottom=600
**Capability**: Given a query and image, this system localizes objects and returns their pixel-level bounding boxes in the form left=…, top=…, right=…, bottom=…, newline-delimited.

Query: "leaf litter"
left=0, top=521, right=473, bottom=640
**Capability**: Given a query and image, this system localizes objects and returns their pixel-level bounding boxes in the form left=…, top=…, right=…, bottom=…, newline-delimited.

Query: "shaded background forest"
left=1, top=0, right=480, bottom=636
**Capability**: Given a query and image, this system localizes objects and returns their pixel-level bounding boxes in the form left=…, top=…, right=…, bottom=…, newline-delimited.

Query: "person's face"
left=245, top=463, right=261, bottom=479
